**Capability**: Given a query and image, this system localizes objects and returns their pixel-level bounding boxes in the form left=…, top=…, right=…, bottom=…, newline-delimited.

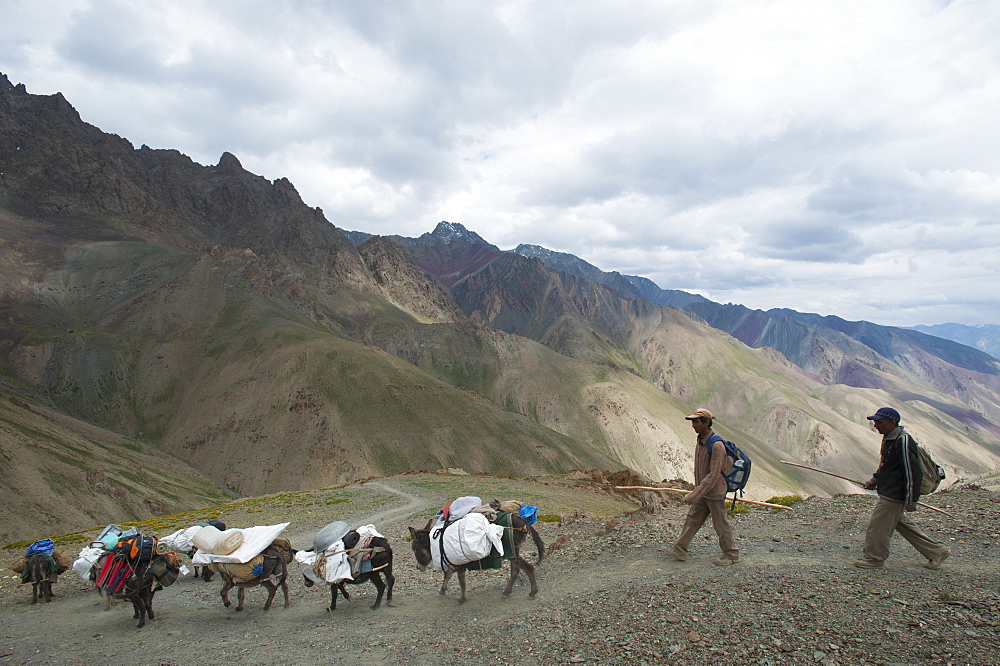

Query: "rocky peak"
left=423, top=221, right=495, bottom=248
left=513, top=243, right=557, bottom=261
left=217, top=151, right=243, bottom=172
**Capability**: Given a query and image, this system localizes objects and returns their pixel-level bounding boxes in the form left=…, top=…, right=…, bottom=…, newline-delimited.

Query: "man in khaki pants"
left=668, top=408, right=740, bottom=566
left=856, top=407, right=950, bottom=569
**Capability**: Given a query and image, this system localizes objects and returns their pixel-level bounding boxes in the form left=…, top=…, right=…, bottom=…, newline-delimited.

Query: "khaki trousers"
left=672, top=498, right=739, bottom=560
left=862, top=496, right=948, bottom=563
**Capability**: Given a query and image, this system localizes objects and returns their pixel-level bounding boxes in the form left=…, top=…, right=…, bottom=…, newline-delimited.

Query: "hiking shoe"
left=924, top=549, right=951, bottom=570
left=714, top=557, right=739, bottom=566
left=667, top=546, right=687, bottom=561
left=854, top=559, right=884, bottom=569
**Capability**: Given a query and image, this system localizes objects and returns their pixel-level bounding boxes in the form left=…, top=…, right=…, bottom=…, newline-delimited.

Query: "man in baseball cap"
left=855, top=406, right=950, bottom=569
left=668, top=407, right=740, bottom=566
left=866, top=407, right=900, bottom=423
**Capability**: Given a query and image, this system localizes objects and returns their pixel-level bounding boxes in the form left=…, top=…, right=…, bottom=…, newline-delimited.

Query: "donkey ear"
left=407, top=526, right=417, bottom=537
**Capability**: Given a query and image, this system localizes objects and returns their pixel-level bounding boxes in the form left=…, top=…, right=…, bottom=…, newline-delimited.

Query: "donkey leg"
left=146, top=588, right=156, bottom=620
left=236, top=586, right=246, bottom=611
left=439, top=570, right=453, bottom=596
left=519, top=555, right=539, bottom=597
left=457, top=569, right=468, bottom=604
left=385, top=567, right=395, bottom=606
left=132, top=596, right=146, bottom=628
left=502, top=559, right=521, bottom=597
left=280, top=578, right=290, bottom=609
left=45, top=581, right=54, bottom=602
left=31, top=582, right=38, bottom=605
left=328, top=583, right=338, bottom=612
left=370, top=574, right=386, bottom=610
left=220, top=580, right=233, bottom=608
left=262, top=582, right=277, bottom=611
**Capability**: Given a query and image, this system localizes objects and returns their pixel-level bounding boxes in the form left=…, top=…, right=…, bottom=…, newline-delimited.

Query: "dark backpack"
left=707, top=435, right=752, bottom=507
left=911, top=438, right=945, bottom=495
left=114, top=534, right=157, bottom=564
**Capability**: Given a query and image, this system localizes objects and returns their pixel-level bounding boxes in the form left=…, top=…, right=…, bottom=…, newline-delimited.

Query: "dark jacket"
left=872, top=426, right=922, bottom=505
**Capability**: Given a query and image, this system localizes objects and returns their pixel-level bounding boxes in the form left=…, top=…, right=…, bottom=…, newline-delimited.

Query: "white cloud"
left=2, top=0, right=1000, bottom=326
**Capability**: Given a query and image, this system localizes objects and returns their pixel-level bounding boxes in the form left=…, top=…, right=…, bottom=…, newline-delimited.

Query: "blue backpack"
left=707, top=435, right=752, bottom=507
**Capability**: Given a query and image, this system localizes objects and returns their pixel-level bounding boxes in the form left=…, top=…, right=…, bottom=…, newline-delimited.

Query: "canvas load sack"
left=159, top=525, right=204, bottom=553
left=913, top=440, right=946, bottom=495
left=430, top=512, right=504, bottom=570
left=149, top=552, right=181, bottom=587
left=73, top=546, right=105, bottom=581
left=52, top=549, right=70, bottom=572
left=270, top=537, right=293, bottom=564
left=211, top=554, right=265, bottom=582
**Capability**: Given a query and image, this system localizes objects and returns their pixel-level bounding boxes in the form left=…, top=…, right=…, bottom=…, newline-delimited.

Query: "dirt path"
left=1, top=485, right=998, bottom=665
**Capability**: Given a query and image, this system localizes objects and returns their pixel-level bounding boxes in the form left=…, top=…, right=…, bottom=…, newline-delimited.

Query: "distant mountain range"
left=351, top=221, right=1000, bottom=423
left=2, top=71, right=999, bottom=541
left=908, top=324, right=1000, bottom=360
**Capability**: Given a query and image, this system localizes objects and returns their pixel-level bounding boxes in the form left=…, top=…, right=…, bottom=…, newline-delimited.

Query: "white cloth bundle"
left=295, top=540, right=352, bottom=585
left=192, top=522, right=289, bottom=565
left=447, top=496, right=482, bottom=521
left=430, top=512, right=504, bottom=570
left=213, top=529, right=244, bottom=555
left=189, top=526, right=244, bottom=555
left=295, top=549, right=323, bottom=585
left=190, top=525, right=223, bottom=553
left=355, top=524, right=384, bottom=540
left=72, top=546, right=105, bottom=581
left=159, top=525, right=204, bottom=553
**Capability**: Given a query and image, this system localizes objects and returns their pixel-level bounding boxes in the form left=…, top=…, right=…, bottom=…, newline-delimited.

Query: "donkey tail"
left=527, top=522, right=545, bottom=565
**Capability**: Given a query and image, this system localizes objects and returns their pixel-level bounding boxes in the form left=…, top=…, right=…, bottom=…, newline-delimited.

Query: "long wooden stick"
left=613, top=486, right=793, bottom=510
left=778, top=460, right=953, bottom=517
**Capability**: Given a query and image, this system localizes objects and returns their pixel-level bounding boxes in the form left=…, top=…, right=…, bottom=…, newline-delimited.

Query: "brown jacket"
left=686, top=429, right=728, bottom=503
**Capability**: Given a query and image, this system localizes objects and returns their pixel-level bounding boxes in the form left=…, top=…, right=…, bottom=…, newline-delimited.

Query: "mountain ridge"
left=2, top=72, right=998, bottom=542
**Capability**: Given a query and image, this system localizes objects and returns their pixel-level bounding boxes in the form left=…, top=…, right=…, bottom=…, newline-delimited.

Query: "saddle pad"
left=96, top=555, right=134, bottom=593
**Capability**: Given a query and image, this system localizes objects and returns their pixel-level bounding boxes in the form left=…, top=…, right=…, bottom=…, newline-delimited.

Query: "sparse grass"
left=766, top=494, right=805, bottom=512
left=727, top=503, right=751, bottom=515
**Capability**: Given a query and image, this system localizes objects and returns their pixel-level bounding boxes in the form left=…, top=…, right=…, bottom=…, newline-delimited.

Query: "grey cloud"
left=747, top=220, right=864, bottom=263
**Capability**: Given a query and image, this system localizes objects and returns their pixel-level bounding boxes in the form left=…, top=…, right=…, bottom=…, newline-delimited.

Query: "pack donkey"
left=302, top=535, right=395, bottom=612
left=23, top=553, right=59, bottom=604
left=216, top=543, right=291, bottom=611
left=409, top=512, right=545, bottom=603
left=92, top=549, right=182, bottom=628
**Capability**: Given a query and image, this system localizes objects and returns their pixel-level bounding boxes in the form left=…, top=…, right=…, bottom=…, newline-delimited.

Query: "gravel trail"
left=1, top=482, right=997, bottom=665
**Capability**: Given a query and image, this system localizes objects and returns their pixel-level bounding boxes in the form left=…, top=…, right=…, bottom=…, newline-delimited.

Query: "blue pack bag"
left=707, top=435, right=752, bottom=508
left=519, top=505, right=538, bottom=525
left=25, top=538, right=55, bottom=556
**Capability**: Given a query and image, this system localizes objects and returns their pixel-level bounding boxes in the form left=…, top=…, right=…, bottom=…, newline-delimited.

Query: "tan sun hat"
left=684, top=408, right=714, bottom=420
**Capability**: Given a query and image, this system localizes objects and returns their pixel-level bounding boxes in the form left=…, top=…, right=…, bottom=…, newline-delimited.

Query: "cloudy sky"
left=3, top=1, right=999, bottom=327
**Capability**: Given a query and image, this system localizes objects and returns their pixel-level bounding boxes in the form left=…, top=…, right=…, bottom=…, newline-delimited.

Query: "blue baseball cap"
left=866, top=407, right=900, bottom=423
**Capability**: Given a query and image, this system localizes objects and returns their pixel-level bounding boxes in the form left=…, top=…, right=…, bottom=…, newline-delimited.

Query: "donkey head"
left=407, top=519, right=434, bottom=571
